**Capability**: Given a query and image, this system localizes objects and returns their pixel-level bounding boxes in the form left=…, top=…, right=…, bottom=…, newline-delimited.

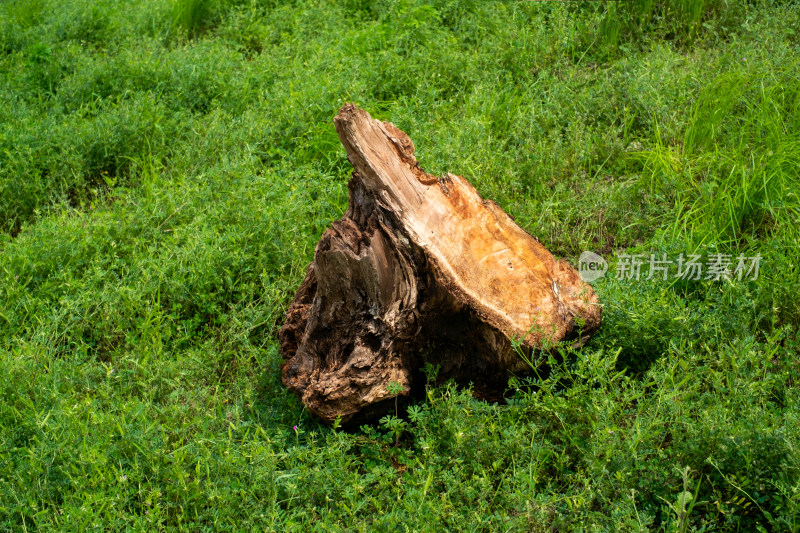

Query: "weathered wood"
left=279, top=104, right=601, bottom=426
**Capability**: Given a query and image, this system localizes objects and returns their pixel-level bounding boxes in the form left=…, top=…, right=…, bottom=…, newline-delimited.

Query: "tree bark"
left=279, top=104, right=601, bottom=426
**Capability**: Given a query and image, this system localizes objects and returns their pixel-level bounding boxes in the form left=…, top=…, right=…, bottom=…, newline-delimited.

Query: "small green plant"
left=659, top=466, right=702, bottom=533
left=380, top=381, right=408, bottom=447
left=379, top=413, right=408, bottom=448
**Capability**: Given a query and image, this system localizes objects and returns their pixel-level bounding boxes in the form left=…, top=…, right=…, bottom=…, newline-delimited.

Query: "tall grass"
left=637, top=67, right=800, bottom=249
left=1, top=0, right=799, bottom=530
left=171, top=0, right=226, bottom=38
left=599, top=0, right=748, bottom=51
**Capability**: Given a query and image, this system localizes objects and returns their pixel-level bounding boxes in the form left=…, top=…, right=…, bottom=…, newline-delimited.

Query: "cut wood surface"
left=280, top=104, right=601, bottom=426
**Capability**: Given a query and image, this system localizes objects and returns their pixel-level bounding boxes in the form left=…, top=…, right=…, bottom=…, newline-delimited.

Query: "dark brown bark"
left=279, top=104, right=601, bottom=426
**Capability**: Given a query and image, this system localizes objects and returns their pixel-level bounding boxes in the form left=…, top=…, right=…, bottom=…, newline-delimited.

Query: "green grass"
left=1, top=0, right=799, bottom=530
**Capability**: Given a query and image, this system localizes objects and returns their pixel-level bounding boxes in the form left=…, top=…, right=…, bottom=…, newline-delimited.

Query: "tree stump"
left=279, top=104, right=601, bottom=426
